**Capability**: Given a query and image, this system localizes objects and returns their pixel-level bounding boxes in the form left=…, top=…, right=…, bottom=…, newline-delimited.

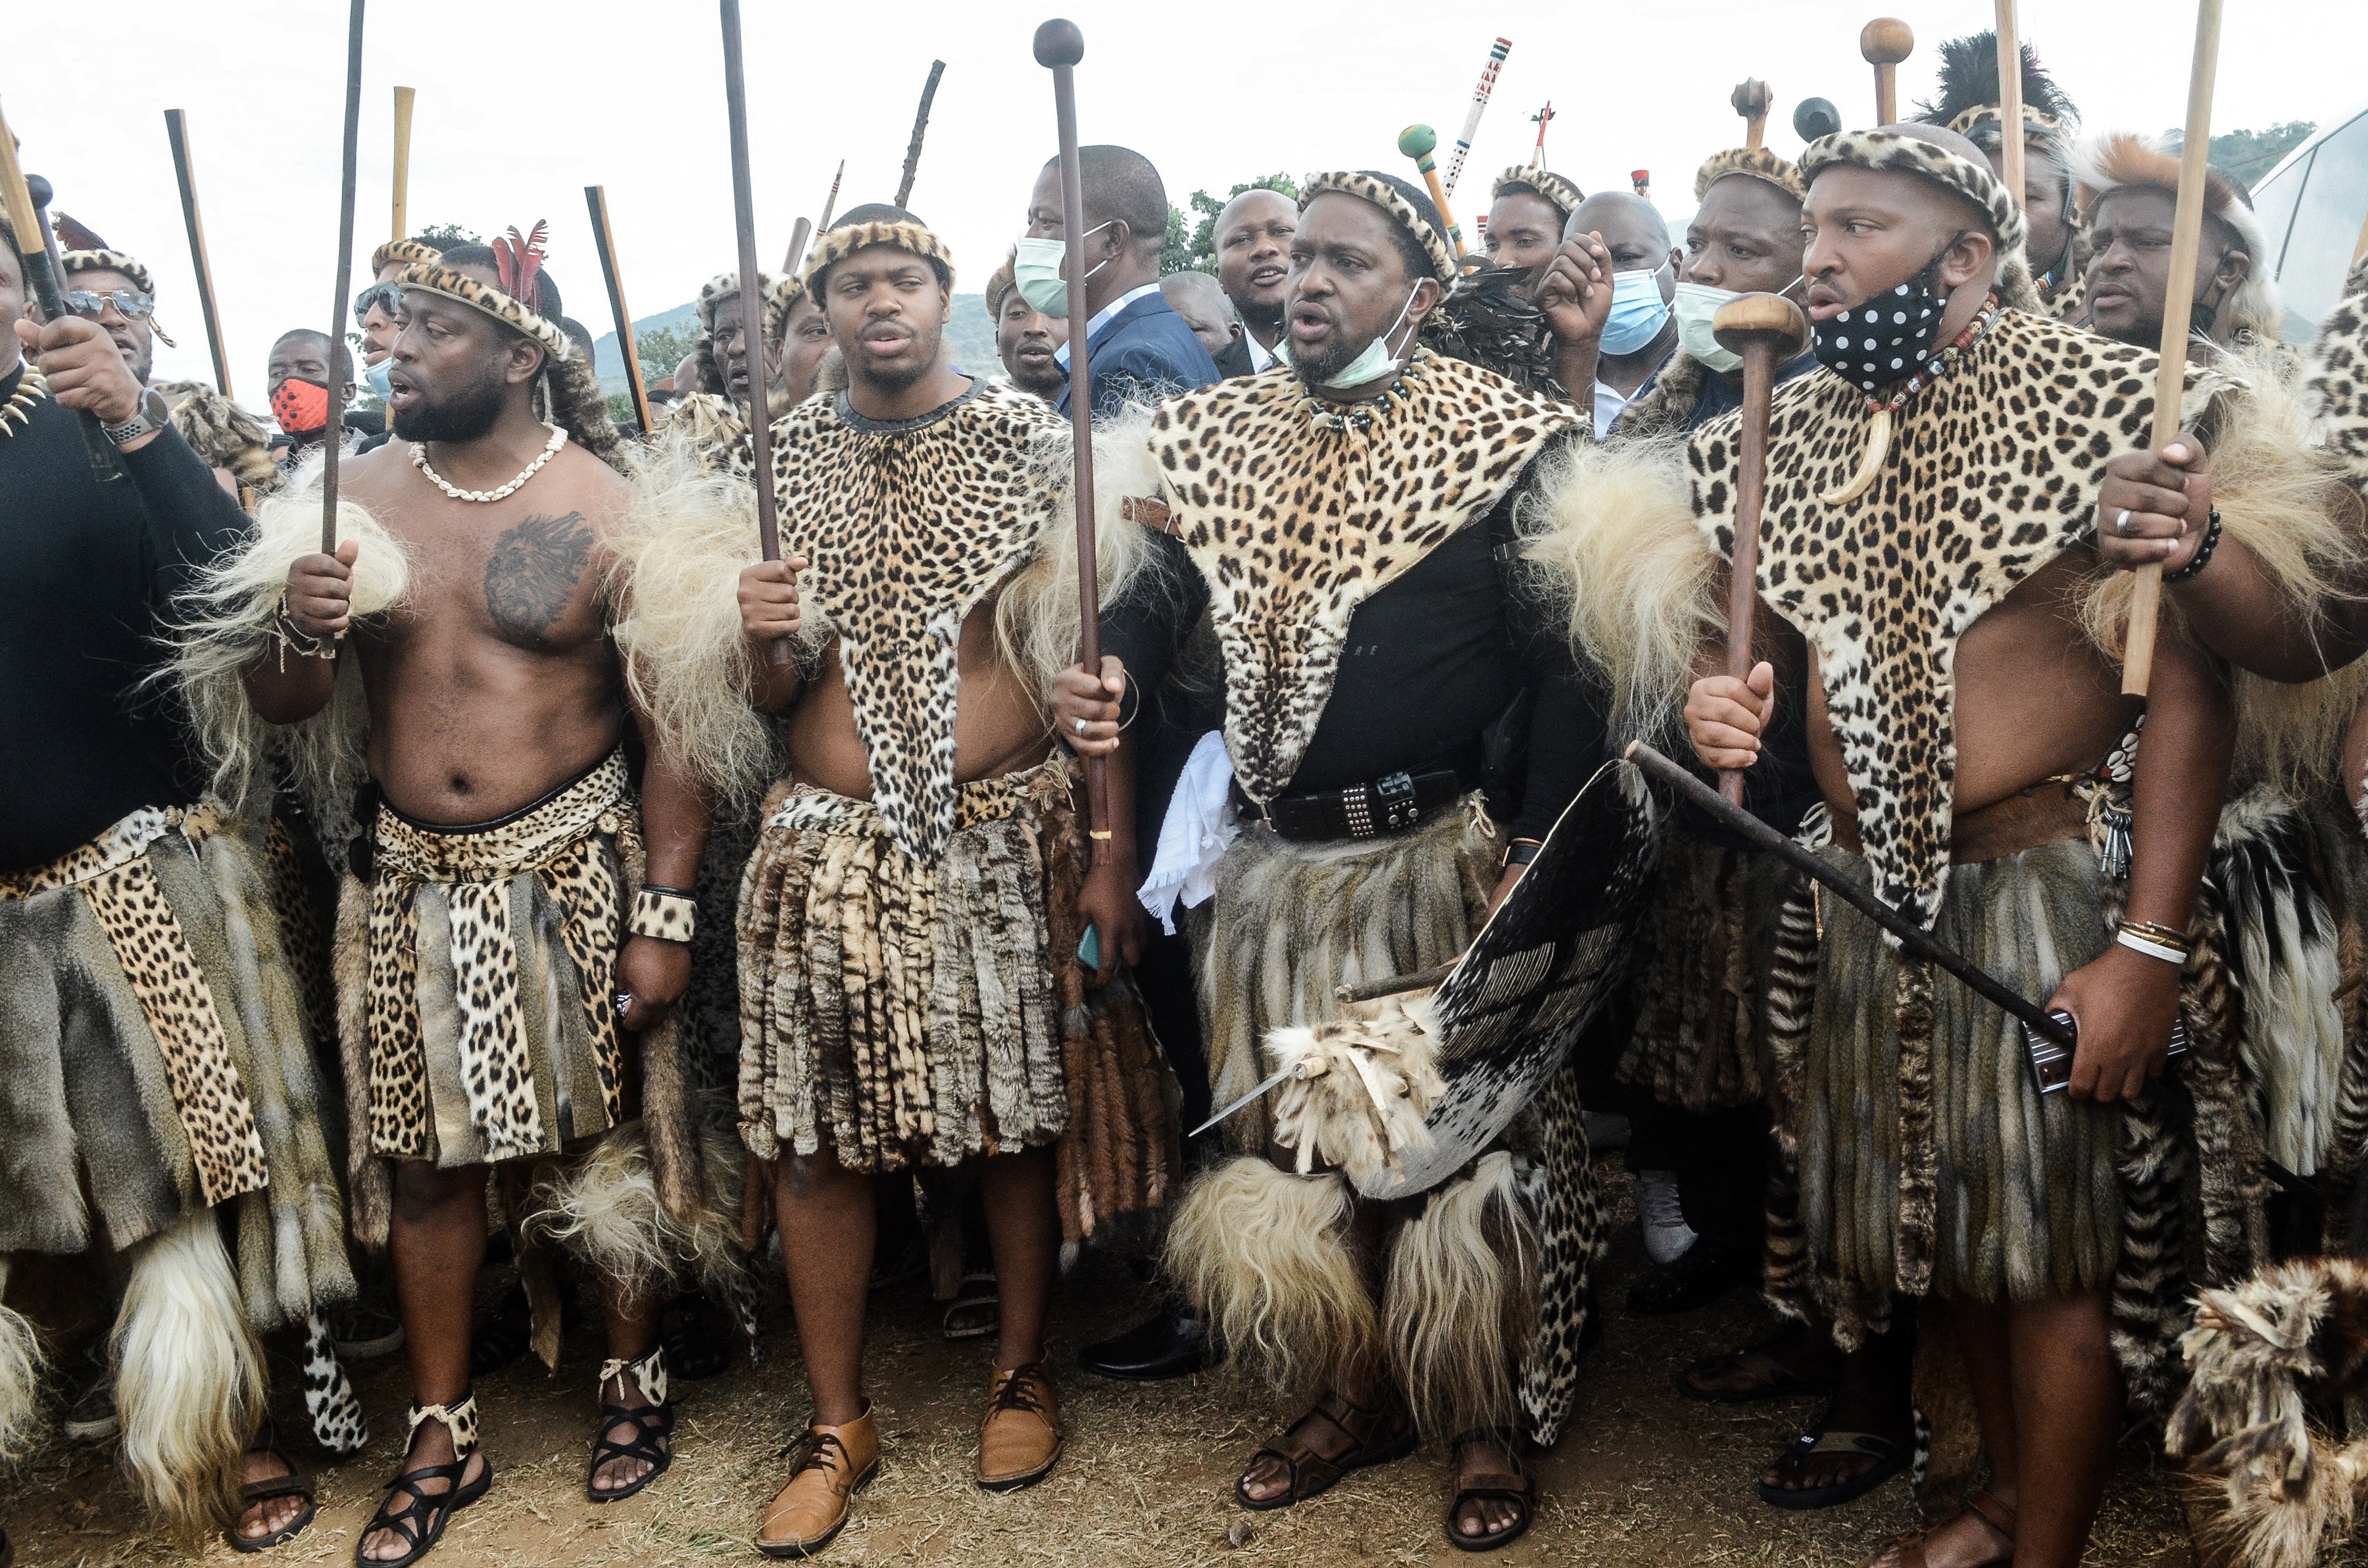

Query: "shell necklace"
left=410, top=421, right=566, bottom=502
left=1, top=366, right=48, bottom=438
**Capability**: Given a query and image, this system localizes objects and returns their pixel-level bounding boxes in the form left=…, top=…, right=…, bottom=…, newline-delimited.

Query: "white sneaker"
left=1637, top=1170, right=1697, bottom=1265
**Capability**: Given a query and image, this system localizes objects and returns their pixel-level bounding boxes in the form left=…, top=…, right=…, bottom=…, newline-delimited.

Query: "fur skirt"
left=1618, top=823, right=1800, bottom=1113
left=0, top=803, right=351, bottom=1330
left=737, top=756, right=1177, bottom=1246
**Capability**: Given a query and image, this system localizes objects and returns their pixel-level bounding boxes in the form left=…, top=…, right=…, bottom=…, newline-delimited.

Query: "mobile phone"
left=1077, top=923, right=1100, bottom=969
left=2022, top=1008, right=2190, bottom=1096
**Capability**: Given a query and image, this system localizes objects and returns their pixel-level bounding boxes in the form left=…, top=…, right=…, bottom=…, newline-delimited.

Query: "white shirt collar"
left=1244, top=328, right=1280, bottom=372
left=1054, top=281, right=1166, bottom=368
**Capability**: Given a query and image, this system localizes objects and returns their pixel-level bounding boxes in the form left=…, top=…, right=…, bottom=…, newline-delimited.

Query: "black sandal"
left=587, top=1346, right=674, bottom=1504
left=356, top=1396, right=491, bottom=1568
left=228, top=1423, right=318, bottom=1553
left=1446, top=1428, right=1535, bottom=1553
left=1234, top=1390, right=1418, bottom=1511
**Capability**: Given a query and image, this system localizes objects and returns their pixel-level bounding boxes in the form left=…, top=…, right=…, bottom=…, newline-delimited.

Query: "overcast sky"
left=14, top=0, right=2361, bottom=397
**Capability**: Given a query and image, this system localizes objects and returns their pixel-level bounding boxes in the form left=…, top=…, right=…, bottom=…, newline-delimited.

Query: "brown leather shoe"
left=756, top=1403, right=880, bottom=1559
left=977, top=1362, right=1064, bottom=1492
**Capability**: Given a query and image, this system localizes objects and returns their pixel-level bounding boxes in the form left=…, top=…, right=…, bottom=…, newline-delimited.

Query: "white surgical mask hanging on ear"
left=1276, top=283, right=1423, bottom=389
left=1013, top=222, right=1112, bottom=317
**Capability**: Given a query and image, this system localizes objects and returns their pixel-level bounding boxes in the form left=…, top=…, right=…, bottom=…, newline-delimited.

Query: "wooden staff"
left=0, top=117, right=118, bottom=476
left=390, top=86, right=414, bottom=242
left=781, top=216, right=812, bottom=279
left=1627, top=742, right=2075, bottom=1046
left=2123, top=0, right=2225, bottom=698
left=816, top=159, right=845, bottom=233
left=162, top=110, right=235, bottom=401
left=1396, top=126, right=1466, bottom=257
left=1994, top=3, right=2025, bottom=209
left=1862, top=18, right=1913, bottom=125
left=322, top=0, right=366, bottom=554
left=718, top=0, right=791, bottom=668
left=895, top=60, right=946, bottom=210
left=1529, top=101, right=1555, bottom=168
left=1033, top=17, right=1113, bottom=864
left=1711, top=293, right=1811, bottom=804
left=583, top=185, right=651, bottom=438
left=1444, top=36, right=1512, bottom=199
left=1733, top=79, right=1772, bottom=151
left=1794, top=97, right=1844, bottom=143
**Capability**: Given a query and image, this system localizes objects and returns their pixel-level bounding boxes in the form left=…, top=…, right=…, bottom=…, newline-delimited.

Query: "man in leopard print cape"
left=0, top=214, right=362, bottom=1554
left=1052, top=169, right=1613, bottom=1552
left=188, top=233, right=746, bottom=1563
left=1612, top=124, right=2350, bottom=1568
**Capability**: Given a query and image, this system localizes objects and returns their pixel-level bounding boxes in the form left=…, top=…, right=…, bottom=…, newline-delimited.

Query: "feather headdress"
left=1914, top=31, right=2079, bottom=155
left=492, top=221, right=549, bottom=315
left=50, top=210, right=109, bottom=253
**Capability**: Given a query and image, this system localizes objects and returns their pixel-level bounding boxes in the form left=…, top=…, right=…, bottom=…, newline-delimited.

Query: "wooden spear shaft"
left=895, top=61, right=946, bottom=210
left=1035, top=18, right=1112, bottom=864
left=781, top=216, right=812, bottom=278
left=584, top=185, right=651, bottom=438
left=390, top=86, right=414, bottom=242
left=0, top=109, right=119, bottom=476
left=322, top=0, right=366, bottom=554
left=1994, top=3, right=2025, bottom=212
left=719, top=0, right=792, bottom=667
left=2123, top=0, right=2225, bottom=698
left=162, top=110, right=234, bottom=401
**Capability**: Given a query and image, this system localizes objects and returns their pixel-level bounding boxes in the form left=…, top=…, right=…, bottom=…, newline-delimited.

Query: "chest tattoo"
left=484, top=511, right=593, bottom=646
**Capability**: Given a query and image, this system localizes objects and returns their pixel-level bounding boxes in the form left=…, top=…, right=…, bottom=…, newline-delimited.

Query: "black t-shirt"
left=0, top=364, right=255, bottom=871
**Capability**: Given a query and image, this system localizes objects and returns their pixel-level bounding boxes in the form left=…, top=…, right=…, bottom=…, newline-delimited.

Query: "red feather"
left=493, top=220, right=549, bottom=309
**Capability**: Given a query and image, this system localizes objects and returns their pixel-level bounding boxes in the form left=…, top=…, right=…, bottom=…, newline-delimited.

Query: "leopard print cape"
left=1, top=803, right=268, bottom=1208
left=766, top=378, right=1068, bottom=863
left=1689, top=308, right=2189, bottom=934
left=362, top=752, right=637, bottom=1163
left=2306, top=272, right=2368, bottom=489
left=1146, top=350, right=1577, bottom=803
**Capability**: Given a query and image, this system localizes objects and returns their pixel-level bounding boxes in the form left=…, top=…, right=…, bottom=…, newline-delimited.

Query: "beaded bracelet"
left=2161, top=509, right=2223, bottom=584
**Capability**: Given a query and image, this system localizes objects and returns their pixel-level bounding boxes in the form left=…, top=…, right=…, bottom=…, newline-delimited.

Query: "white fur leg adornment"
left=601, top=1344, right=670, bottom=1408
left=1384, top=1151, right=1539, bottom=1439
left=1163, top=1156, right=1377, bottom=1394
left=0, top=1257, right=45, bottom=1463
left=1266, top=996, right=1448, bottom=1187
left=114, top=1210, right=264, bottom=1540
left=408, top=1392, right=481, bottom=1458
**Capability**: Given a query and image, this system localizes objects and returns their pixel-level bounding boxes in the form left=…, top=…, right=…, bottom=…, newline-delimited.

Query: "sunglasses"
left=353, top=282, right=403, bottom=325
left=65, top=287, right=156, bottom=321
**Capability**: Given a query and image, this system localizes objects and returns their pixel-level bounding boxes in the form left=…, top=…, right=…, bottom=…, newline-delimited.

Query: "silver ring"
left=1073, top=717, right=1089, bottom=735
left=2115, top=508, right=2134, bottom=536
left=612, top=992, right=634, bottom=1016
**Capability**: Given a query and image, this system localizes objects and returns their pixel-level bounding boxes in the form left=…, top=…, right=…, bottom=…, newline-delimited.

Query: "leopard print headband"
left=800, top=220, right=956, bottom=294
left=1694, top=147, right=1806, bottom=204
left=1302, top=171, right=1459, bottom=285
left=397, top=259, right=574, bottom=361
left=1799, top=129, right=2027, bottom=256
left=370, top=238, right=443, bottom=276
left=1490, top=166, right=1586, bottom=223
left=61, top=248, right=155, bottom=296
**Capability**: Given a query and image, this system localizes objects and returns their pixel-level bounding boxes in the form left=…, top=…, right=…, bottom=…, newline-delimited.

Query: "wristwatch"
left=101, top=389, right=167, bottom=447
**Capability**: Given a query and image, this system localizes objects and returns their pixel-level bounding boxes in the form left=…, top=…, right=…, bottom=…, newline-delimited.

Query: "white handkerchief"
left=1137, top=729, right=1240, bottom=935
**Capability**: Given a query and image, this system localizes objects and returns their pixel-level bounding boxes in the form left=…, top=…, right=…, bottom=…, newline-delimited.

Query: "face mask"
left=1012, top=223, right=1111, bottom=318
left=365, top=358, right=395, bottom=401
left=1275, top=284, right=1422, bottom=389
left=270, top=375, right=332, bottom=435
left=1672, top=282, right=1744, bottom=374
left=1598, top=259, right=1673, bottom=356
left=1812, top=233, right=1963, bottom=395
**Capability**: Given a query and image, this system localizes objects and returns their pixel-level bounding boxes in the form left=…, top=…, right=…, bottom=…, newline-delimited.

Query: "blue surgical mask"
left=1013, top=223, right=1110, bottom=318
left=365, top=356, right=395, bottom=401
left=1599, top=258, right=1673, bottom=356
left=1671, top=282, right=1743, bottom=374
left=1275, top=283, right=1421, bottom=389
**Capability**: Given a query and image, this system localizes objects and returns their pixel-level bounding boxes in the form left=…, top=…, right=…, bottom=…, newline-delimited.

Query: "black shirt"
left=0, top=364, right=255, bottom=871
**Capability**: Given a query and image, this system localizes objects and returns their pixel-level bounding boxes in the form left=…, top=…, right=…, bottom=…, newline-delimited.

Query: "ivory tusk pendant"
left=1818, top=404, right=1893, bottom=506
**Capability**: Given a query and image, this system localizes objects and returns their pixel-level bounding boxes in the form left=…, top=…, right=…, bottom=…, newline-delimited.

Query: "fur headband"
left=60, top=247, right=155, bottom=294
left=1800, top=129, right=2028, bottom=257
left=2071, top=130, right=2282, bottom=341
left=1301, top=170, right=1458, bottom=285
left=800, top=217, right=956, bottom=293
left=1694, top=147, right=1806, bottom=203
left=1489, top=166, right=1585, bottom=224
left=397, top=258, right=574, bottom=362
left=693, top=270, right=777, bottom=337
left=370, top=237, right=444, bottom=276
left=763, top=274, right=808, bottom=344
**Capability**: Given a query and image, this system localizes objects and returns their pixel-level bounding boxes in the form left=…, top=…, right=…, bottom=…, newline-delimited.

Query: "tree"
left=408, top=222, right=482, bottom=249
left=1177, top=174, right=1299, bottom=274
left=634, top=322, right=704, bottom=390
left=1160, top=205, right=1193, bottom=275
left=2163, top=122, right=2317, bottom=192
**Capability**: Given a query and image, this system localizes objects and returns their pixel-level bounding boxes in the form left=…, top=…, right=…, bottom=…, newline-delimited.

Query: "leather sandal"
left=228, top=1421, right=318, bottom=1552
left=758, top=1402, right=880, bottom=1560
left=1234, top=1390, right=1418, bottom=1511
left=587, top=1346, right=674, bottom=1504
left=1445, top=1427, right=1535, bottom=1554
left=1867, top=1486, right=2016, bottom=1568
left=355, top=1396, right=491, bottom=1568
left=977, top=1362, right=1064, bottom=1491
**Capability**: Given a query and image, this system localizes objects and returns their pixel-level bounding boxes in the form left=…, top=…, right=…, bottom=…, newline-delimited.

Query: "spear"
left=321, top=0, right=366, bottom=554
left=584, top=185, right=651, bottom=438
left=162, top=109, right=235, bottom=400
left=1443, top=37, right=1511, bottom=199
left=895, top=61, right=946, bottom=210
left=816, top=159, right=845, bottom=233
left=2123, top=0, right=2226, bottom=697
left=718, top=0, right=791, bottom=667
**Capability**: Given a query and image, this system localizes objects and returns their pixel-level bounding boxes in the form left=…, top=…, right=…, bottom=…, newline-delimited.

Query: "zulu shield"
left=1353, top=759, right=1657, bottom=1199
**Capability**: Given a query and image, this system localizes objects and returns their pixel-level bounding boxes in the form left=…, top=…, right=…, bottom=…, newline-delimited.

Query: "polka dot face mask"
left=1811, top=230, right=1963, bottom=395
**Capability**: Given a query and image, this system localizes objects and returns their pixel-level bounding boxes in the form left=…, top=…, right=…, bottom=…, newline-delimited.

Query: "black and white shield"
left=1354, top=760, right=1658, bottom=1199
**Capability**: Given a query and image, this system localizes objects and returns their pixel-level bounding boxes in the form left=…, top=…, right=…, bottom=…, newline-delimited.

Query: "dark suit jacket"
left=1056, top=289, right=1220, bottom=417
left=1210, top=331, right=1256, bottom=381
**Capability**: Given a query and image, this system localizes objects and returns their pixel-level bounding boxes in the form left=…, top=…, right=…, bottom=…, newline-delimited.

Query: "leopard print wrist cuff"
left=628, top=887, right=697, bottom=943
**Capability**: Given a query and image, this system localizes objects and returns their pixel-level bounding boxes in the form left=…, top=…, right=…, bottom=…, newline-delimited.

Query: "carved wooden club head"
left=1033, top=18, right=1084, bottom=68
left=1396, top=124, right=1439, bottom=161
left=1731, top=78, right=1773, bottom=121
left=1793, top=97, right=1844, bottom=142
left=1712, top=292, right=1811, bottom=362
left=1860, top=17, right=1915, bottom=67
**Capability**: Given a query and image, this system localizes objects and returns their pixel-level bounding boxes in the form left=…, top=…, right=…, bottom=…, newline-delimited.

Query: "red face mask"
left=270, top=376, right=332, bottom=435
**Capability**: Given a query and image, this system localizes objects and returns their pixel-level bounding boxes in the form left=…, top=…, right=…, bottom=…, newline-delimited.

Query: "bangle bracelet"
left=628, top=887, right=698, bottom=943
left=2118, top=918, right=2193, bottom=953
left=2116, top=927, right=2189, bottom=966
left=2161, top=508, right=2222, bottom=584
left=1501, top=839, right=1544, bottom=870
